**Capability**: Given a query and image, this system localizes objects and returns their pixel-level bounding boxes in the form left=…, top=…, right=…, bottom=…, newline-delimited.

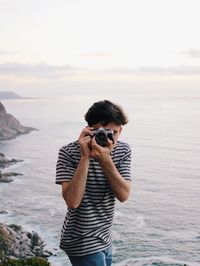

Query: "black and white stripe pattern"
left=56, top=141, right=132, bottom=256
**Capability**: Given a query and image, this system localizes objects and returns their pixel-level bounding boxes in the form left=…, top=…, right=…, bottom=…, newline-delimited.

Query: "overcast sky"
left=0, top=0, right=200, bottom=95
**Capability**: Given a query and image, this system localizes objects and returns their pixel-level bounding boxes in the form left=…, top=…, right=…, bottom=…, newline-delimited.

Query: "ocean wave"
left=114, top=256, right=200, bottom=266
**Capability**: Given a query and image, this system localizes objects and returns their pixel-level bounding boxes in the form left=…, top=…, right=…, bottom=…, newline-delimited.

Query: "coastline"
left=0, top=101, right=52, bottom=264
left=0, top=100, right=36, bottom=182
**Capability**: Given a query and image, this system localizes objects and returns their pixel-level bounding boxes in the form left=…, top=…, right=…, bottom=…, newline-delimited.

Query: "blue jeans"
left=68, top=245, right=112, bottom=266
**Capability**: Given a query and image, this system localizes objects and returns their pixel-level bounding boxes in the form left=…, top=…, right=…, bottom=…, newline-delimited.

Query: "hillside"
left=0, top=91, right=24, bottom=100
left=0, top=101, right=34, bottom=141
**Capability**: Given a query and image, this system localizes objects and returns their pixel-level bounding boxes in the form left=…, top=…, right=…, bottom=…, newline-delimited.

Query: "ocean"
left=0, top=88, right=200, bottom=266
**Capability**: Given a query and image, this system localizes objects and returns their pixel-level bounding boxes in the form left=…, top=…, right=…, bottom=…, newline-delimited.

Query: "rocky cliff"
left=0, top=91, right=24, bottom=100
left=0, top=223, right=52, bottom=260
left=0, top=101, right=34, bottom=141
left=0, top=102, right=53, bottom=264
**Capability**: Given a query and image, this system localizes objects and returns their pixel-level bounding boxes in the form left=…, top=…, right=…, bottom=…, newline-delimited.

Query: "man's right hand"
left=78, top=127, right=93, bottom=157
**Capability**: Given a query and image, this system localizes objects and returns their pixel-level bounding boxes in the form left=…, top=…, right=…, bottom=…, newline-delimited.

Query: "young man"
left=56, top=100, right=132, bottom=266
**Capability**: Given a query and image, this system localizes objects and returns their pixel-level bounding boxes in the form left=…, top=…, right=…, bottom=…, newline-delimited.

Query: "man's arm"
left=90, top=138, right=132, bottom=202
left=62, top=155, right=89, bottom=209
left=99, top=156, right=132, bottom=202
left=61, top=127, right=93, bottom=209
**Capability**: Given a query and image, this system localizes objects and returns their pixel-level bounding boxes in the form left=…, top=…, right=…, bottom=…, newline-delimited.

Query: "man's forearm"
left=99, top=156, right=131, bottom=202
left=62, top=156, right=90, bottom=209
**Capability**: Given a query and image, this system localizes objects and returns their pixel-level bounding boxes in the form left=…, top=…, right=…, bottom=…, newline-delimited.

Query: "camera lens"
left=95, top=132, right=107, bottom=147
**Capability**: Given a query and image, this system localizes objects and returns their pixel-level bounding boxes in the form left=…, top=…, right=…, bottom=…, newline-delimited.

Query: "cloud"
left=0, top=62, right=78, bottom=77
left=0, top=48, right=18, bottom=56
left=0, top=0, right=15, bottom=7
left=105, top=65, right=200, bottom=76
left=182, top=48, right=200, bottom=58
left=138, top=65, right=200, bottom=75
left=80, top=52, right=115, bottom=58
left=1, top=62, right=200, bottom=82
left=0, top=50, right=13, bottom=55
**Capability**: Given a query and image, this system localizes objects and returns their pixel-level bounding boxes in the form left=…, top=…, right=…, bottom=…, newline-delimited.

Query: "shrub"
left=0, top=257, right=51, bottom=266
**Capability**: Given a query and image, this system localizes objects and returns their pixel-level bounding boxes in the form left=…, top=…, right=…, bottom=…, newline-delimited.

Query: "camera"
left=92, top=127, right=114, bottom=147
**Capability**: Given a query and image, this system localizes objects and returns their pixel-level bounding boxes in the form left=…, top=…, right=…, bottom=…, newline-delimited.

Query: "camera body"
left=92, top=127, right=114, bottom=147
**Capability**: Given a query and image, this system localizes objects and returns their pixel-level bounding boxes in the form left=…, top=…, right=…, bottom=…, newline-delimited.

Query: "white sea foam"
left=114, top=256, right=200, bottom=266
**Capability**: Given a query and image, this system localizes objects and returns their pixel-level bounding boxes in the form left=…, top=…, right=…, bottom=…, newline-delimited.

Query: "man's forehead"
left=102, top=124, right=121, bottom=133
left=94, top=122, right=121, bottom=129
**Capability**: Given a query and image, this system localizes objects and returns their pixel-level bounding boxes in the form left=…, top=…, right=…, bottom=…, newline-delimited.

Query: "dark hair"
left=85, top=100, right=128, bottom=126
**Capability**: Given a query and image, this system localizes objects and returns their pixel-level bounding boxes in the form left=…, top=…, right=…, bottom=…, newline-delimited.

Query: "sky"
left=0, top=0, right=200, bottom=96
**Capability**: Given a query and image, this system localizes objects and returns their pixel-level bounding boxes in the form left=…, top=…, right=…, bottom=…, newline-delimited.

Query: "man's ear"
left=119, top=126, right=122, bottom=135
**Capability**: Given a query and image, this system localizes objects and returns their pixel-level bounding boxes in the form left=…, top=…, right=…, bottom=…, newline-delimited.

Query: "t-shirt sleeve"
left=117, top=144, right=132, bottom=181
left=55, top=146, right=77, bottom=185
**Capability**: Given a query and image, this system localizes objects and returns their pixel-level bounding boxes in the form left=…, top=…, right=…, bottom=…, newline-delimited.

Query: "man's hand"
left=78, top=127, right=93, bottom=157
left=89, top=137, right=114, bottom=162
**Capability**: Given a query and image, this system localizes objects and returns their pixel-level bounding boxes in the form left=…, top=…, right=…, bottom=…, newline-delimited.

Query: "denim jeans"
left=68, top=245, right=112, bottom=266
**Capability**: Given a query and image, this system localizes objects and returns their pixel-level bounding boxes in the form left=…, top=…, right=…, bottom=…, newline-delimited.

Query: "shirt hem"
left=61, top=241, right=112, bottom=257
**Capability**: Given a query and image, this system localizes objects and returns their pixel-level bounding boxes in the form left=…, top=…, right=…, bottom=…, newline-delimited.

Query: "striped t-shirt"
left=56, top=140, right=132, bottom=256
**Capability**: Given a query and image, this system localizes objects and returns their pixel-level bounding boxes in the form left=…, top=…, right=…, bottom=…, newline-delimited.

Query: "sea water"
left=0, top=88, right=200, bottom=266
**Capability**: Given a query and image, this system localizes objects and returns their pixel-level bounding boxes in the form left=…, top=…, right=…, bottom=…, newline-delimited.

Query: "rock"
left=0, top=102, right=6, bottom=113
left=0, top=153, right=23, bottom=169
left=0, top=172, right=23, bottom=177
left=0, top=175, right=13, bottom=183
left=0, top=153, right=23, bottom=183
left=0, top=223, right=52, bottom=259
left=0, top=172, right=23, bottom=183
left=41, top=250, right=53, bottom=258
left=0, top=210, right=8, bottom=214
left=0, top=101, right=36, bottom=141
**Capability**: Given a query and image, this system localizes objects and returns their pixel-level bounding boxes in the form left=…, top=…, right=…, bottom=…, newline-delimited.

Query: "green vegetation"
left=0, top=257, right=51, bottom=266
left=0, top=226, right=51, bottom=266
left=0, top=229, right=8, bottom=259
